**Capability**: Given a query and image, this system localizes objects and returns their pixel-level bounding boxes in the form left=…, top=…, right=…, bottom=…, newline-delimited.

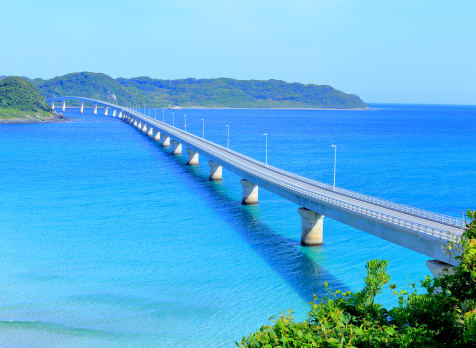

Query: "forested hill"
left=31, top=72, right=367, bottom=109
left=0, top=77, right=50, bottom=111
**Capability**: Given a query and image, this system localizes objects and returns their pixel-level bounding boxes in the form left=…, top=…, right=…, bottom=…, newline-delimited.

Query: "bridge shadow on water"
left=139, top=131, right=349, bottom=303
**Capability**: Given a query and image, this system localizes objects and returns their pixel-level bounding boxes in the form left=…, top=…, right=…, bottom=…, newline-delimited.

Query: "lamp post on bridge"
left=264, top=133, right=268, bottom=165
left=226, top=124, right=230, bottom=149
left=331, top=144, right=337, bottom=188
left=201, top=118, right=205, bottom=139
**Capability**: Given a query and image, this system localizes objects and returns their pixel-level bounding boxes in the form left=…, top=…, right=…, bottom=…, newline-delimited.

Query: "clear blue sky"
left=2, top=0, right=475, bottom=104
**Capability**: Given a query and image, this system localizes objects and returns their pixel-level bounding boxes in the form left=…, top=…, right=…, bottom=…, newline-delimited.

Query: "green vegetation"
left=30, top=72, right=367, bottom=109
left=0, top=77, right=54, bottom=121
left=239, top=211, right=476, bottom=347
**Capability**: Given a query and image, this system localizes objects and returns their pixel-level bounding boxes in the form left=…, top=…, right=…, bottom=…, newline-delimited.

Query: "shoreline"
left=166, top=106, right=371, bottom=111
left=0, top=114, right=70, bottom=124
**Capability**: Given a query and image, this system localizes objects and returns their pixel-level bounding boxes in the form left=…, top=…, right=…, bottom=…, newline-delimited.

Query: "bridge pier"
left=138, top=122, right=142, bottom=129
left=104, top=107, right=109, bottom=116
left=80, top=103, right=84, bottom=113
left=62, top=101, right=66, bottom=112
left=51, top=102, right=55, bottom=110
left=118, top=111, right=123, bottom=118
left=148, top=127, right=154, bottom=137
left=426, top=260, right=455, bottom=278
left=240, top=179, right=258, bottom=204
left=112, top=109, right=117, bottom=117
left=133, top=120, right=138, bottom=126
left=186, top=148, right=199, bottom=165
left=208, top=160, right=222, bottom=180
left=298, top=207, right=324, bottom=245
left=93, top=105, right=98, bottom=115
left=154, top=130, right=161, bottom=141
left=161, top=135, right=171, bottom=147
left=142, top=124, right=148, bottom=133
left=172, top=140, right=182, bottom=155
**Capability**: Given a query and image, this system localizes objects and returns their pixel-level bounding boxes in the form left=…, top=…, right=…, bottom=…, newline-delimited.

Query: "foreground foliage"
left=239, top=211, right=476, bottom=347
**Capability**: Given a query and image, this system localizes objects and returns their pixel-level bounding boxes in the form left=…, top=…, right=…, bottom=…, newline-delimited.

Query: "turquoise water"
left=0, top=104, right=474, bottom=347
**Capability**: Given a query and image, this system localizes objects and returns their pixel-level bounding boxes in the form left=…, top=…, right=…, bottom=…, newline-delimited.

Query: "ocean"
left=0, top=104, right=474, bottom=347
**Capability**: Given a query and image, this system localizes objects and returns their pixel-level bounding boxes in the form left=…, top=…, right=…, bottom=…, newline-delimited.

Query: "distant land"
left=0, top=76, right=60, bottom=123
left=19, top=72, right=367, bottom=109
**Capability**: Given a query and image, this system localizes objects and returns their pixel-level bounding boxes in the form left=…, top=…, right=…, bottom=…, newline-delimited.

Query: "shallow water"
left=0, top=104, right=474, bottom=347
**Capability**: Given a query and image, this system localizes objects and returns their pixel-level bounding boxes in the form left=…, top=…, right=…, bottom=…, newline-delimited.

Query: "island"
left=31, top=72, right=368, bottom=109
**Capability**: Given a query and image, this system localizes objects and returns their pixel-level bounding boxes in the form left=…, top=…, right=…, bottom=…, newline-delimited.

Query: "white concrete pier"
left=80, top=103, right=84, bottom=113
left=426, top=260, right=455, bottom=278
left=186, top=148, right=199, bottom=165
left=298, top=207, right=324, bottom=245
left=240, top=179, right=259, bottom=204
left=142, top=124, right=148, bottom=133
left=51, top=102, right=55, bottom=110
left=148, top=127, right=154, bottom=137
left=104, top=107, right=109, bottom=116
left=62, top=101, right=66, bottom=112
left=208, top=160, right=223, bottom=180
left=154, top=130, right=161, bottom=141
left=93, top=105, right=98, bottom=115
left=112, top=109, right=117, bottom=117
left=172, top=140, right=182, bottom=155
left=161, top=134, right=171, bottom=147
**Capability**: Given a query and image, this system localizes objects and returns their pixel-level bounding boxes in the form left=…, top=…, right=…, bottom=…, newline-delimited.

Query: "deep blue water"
left=0, top=104, right=474, bottom=347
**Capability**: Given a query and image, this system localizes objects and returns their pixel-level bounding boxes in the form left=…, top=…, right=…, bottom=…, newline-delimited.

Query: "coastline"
left=167, top=106, right=371, bottom=111
left=0, top=114, right=70, bottom=124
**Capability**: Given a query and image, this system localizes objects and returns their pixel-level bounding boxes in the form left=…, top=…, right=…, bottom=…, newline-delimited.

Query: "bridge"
left=46, top=97, right=465, bottom=274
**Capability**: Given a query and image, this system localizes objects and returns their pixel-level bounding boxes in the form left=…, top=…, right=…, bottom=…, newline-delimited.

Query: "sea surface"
left=0, top=104, right=474, bottom=347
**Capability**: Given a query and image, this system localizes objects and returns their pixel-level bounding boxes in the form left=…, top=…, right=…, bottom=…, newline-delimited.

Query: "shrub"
left=238, top=210, right=476, bottom=347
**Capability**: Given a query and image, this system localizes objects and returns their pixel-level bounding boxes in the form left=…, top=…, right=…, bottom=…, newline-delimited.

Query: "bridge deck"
left=47, top=97, right=465, bottom=265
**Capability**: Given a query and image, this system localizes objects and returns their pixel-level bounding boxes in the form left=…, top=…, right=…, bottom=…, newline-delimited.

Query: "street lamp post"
left=201, top=118, right=205, bottom=139
left=226, top=124, right=230, bottom=148
left=264, top=133, right=268, bottom=165
left=331, top=145, right=337, bottom=188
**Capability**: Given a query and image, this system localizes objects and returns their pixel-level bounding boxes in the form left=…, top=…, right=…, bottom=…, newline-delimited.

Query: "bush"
left=238, top=211, right=476, bottom=347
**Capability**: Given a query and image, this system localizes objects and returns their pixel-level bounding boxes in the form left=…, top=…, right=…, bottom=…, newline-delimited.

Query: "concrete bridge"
left=47, top=97, right=466, bottom=274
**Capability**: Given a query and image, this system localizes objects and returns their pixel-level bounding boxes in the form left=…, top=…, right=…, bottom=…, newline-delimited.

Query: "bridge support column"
left=142, top=124, right=148, bottom=133
left=426, top=260, right=455, bottom=278
left=112, top=109, right=117, bottom=117
left=148, top=127, right=154, bottom=137
left=172, top=140, right=182, bottom=155
left=298, top=207, right=324, bottom=245
left=186, top=148, right=199, bottom=165
left=208, top=160, right=222, bottom=180
left=240, top=179, right=258, bottom=204
left=133, top=120, right=138, bottom=126
left=104, top=107, right=109, bottom=116
left=138, top=122, right=142, bottom=129
left=93, top=105, right=98, bottom=115
left=118, top=111, right=122, bottom=118
left=51, top=102, right=55, bottom=110
left=154, top=131, right=161, bottom=141
left=80, top=103, right=84, bottom=113
left=62, top=101, right=66, bottom=112
left=162, top=135, right=170, bottom=147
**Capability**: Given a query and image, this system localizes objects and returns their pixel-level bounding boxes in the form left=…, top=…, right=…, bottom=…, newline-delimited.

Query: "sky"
left=1, top=0, right=475, bottom=104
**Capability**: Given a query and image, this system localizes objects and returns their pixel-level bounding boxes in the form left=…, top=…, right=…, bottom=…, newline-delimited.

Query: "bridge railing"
left=127, top=107, right=465, bottom=236
left=193, top=140, right=461, bottom=242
